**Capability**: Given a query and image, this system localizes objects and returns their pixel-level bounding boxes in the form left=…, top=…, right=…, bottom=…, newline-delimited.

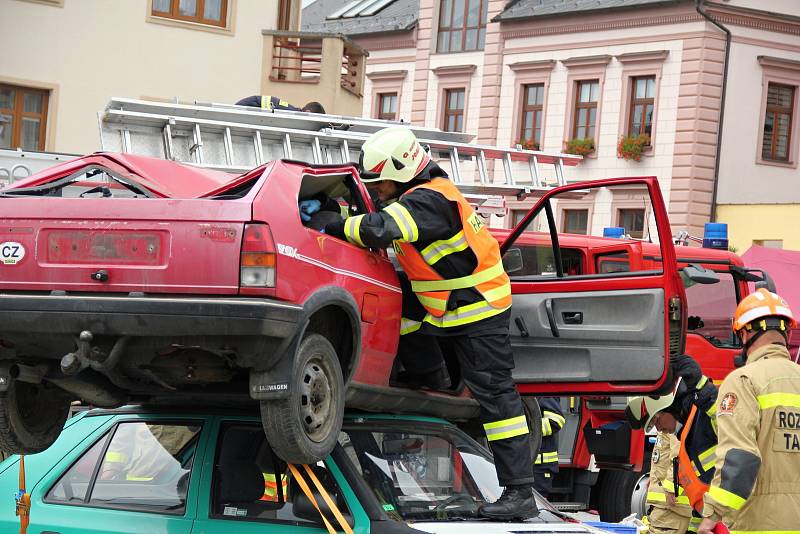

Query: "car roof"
left=7, top=152, right=237, bottom=198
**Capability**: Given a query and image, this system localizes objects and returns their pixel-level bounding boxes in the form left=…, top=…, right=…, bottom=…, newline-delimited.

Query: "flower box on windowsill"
left=565, top=138, right=595, bottom=157
left=515, top=139, right=540, bottom=151
left=617, top=134, right=651, bottom=162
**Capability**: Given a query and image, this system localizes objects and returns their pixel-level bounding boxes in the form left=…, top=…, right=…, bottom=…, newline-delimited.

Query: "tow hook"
left=60, top=331, right=94, bottom=375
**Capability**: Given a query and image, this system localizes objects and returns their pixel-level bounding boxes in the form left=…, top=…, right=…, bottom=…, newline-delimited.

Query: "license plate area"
left=43, top=230, right=167, bottom=266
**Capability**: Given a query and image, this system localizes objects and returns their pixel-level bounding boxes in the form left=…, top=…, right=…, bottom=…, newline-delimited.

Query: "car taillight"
left=240, top=223, right=276, bottom=288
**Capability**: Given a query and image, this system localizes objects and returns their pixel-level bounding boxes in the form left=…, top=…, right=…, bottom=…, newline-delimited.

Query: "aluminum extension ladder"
left=98, top=98, right=582, bottom=201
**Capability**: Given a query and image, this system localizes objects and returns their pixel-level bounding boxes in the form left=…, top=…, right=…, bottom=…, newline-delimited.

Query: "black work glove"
left=324, top=219, right=346, bottom=240
left=671, top=353, right=703, bottom=391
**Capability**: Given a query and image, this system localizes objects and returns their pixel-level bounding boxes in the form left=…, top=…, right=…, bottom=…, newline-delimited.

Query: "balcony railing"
left=263, top=31, right=367, bottom=97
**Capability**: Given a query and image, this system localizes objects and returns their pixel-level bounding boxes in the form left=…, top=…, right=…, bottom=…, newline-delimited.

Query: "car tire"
left=260, top=333, right=344, bottom=464
left=597, top=465, right=650, bottom=522
left=0, top=380, right=71, bottom=454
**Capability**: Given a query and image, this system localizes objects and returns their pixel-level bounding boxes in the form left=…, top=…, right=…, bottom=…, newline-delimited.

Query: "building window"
left=761, top=83, right=794, bottom=161
left=436, top=0, right=487, bottom=53
left=0, top=83, right=49, bottom=151
left=377, top=93, right=398, bottom=121
left=573, top=80, right=599, bottom=139
left=562, top=209, right=588, bottom=235
left=519, top=84, right=544, bottom=149
left=151, top=0, right=228, bottom=27
left=628, top=76, right=655, bottom=139
left=443, top=88, right=465, bottom=132
left=618, top=208, right=645, bottom=239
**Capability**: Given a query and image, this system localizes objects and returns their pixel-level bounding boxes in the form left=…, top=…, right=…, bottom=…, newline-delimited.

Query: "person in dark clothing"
left=533, top=397, right=564, bottom=498
left=324, top=126, right=538, bottom=520
left=627, top=354, right=719, bottom=532
left=235, top=95, right=325, bottom=113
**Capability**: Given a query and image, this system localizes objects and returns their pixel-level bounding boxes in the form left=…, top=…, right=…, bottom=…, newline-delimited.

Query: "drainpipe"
left=695, top=0, right=731, bottom=223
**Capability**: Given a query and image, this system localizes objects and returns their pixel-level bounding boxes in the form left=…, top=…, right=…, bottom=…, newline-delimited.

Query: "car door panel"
left=511, top=288, right=665, bottom=383
left=501, top=177, right=685, bottom=395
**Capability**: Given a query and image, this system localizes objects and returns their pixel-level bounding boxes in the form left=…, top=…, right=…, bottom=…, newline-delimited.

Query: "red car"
left=0, top=152, right=686, bottom=463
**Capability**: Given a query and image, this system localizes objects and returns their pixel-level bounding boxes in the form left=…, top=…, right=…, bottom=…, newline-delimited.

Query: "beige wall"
left=0, top=0, right=278, bottom=154
left=716, top=27, right=800, bottom=205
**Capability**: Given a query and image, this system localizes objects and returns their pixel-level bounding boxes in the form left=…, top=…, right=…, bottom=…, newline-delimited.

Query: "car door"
left=29, top=413, right=209, bottom=534
left=190, top=416, right=370, bottom=534
left=501, top=177, right=685, bottom=394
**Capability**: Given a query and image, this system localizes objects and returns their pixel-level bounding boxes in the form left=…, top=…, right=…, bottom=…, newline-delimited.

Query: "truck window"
left=507, top=243, right=583, bottom=277
left=682, top=271, right=739, bottom=347
left=596, top=252, right=630, bottom=273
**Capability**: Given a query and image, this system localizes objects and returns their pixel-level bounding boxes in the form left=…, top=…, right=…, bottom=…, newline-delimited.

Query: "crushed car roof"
left=4, top=152, right=238, bottom=198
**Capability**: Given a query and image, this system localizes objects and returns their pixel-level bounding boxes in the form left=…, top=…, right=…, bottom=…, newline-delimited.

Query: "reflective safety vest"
left=261, top=472, right=289, bottom=502
left=391, top=178, right=512, bottom=320
left=677, top=405, right=713, bottom=513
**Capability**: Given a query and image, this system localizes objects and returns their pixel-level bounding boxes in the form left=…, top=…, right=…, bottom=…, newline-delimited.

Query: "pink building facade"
left=303, top=0, right=800, bottom=247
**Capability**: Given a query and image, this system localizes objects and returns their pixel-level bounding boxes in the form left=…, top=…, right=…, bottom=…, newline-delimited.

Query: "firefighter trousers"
left=646, top=505, right=690, bottom=534
left=533, top=465, right=556, bottom=498
left=397, top=320, right=535, bottom=487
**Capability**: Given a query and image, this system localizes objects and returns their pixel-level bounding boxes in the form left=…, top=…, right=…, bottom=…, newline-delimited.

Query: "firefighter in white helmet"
left=698, top=288, right=800, bottom=533
left=325, top=126, right=537, bottom=520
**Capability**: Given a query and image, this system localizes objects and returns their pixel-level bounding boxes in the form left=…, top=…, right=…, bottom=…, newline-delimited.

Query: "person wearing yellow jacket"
left=646, top=431, right=693, bottom=534
left=698, top=288, right=800, bottom=534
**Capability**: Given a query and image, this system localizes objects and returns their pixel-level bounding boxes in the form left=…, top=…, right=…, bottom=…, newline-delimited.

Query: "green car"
left=0, top=408, right=602, bottom=533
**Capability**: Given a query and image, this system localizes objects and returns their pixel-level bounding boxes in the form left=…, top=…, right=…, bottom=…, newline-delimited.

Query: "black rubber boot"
left=394, top=366, right=452, bottom=392
left=479, top=485, right=539, bottom=520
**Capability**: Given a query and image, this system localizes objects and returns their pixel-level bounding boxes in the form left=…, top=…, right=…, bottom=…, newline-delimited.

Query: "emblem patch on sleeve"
left=652, top=448, right=660, bottom=463
left=718, top=392, right=738, bottom=416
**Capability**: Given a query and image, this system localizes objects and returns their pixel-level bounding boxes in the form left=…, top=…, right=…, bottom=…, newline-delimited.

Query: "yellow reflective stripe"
left=344, top=214, right=366, bottom=247
left=646, top=491, right=690, bottom=505
left=415, top=293, right=448, bottom=312
left=708, top=484, right=747, bottom=511
left=730, top=531, right=800, bottom=534
left=104, top=451, right=127, bottom=463
left=534, top=451, right=558, bottom=464
left=543, top=410, right=566, bottom=427
left=707, top=402, right=717, bottom=418
left=757, top=392, right=800, bottom=410
left=692, top=446, right=716, bottom=473
left=126, top=475, right=154, bottom=481
left=411, top=261, right=506, bottom=293
left=261, top=95, right=271, bottom=109
left=279, top=100, right=289, bottom=108
left=400, top=317, right=422, bottom=336
left=422, top=300, right=510, bottom=329
left=696, top=375, right=709, bottom=390
left=384, top=202, right=418, bottom=242
left=484, top=415, right=529, bottom=441
left=420, top=231, right=469, bottom=265
left=541, top=418, right=552, bottom=436
left=660, top=479, right=682, bottom=494
left=480, top=282, right=512, bottom=302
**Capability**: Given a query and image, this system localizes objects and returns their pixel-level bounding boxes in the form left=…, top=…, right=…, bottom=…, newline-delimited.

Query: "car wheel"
left=260, top=333, right=344, bottom=464
left=597, top=464, right=650, bottom=522
left=0, top=380, right=71, bottom=454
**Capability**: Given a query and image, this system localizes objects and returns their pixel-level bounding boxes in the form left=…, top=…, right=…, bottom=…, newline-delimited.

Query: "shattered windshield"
left=339, top=419, right=563, bottom=523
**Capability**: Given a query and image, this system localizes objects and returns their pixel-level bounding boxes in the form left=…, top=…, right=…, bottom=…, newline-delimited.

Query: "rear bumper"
left=0, top=293, right=302, bottom=339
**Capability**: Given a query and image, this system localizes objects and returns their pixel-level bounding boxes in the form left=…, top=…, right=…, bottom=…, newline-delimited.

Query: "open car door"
left=500, top=177, right=685, bottom=395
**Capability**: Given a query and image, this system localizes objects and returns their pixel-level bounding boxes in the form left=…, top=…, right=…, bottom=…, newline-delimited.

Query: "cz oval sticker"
left=0, top=242, right=25, bottom=265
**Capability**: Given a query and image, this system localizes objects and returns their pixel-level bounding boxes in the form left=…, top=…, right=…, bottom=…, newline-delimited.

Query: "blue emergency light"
left=603, top=227, right=625, bottom=238
left=703, top=223, right=728, bottom=250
